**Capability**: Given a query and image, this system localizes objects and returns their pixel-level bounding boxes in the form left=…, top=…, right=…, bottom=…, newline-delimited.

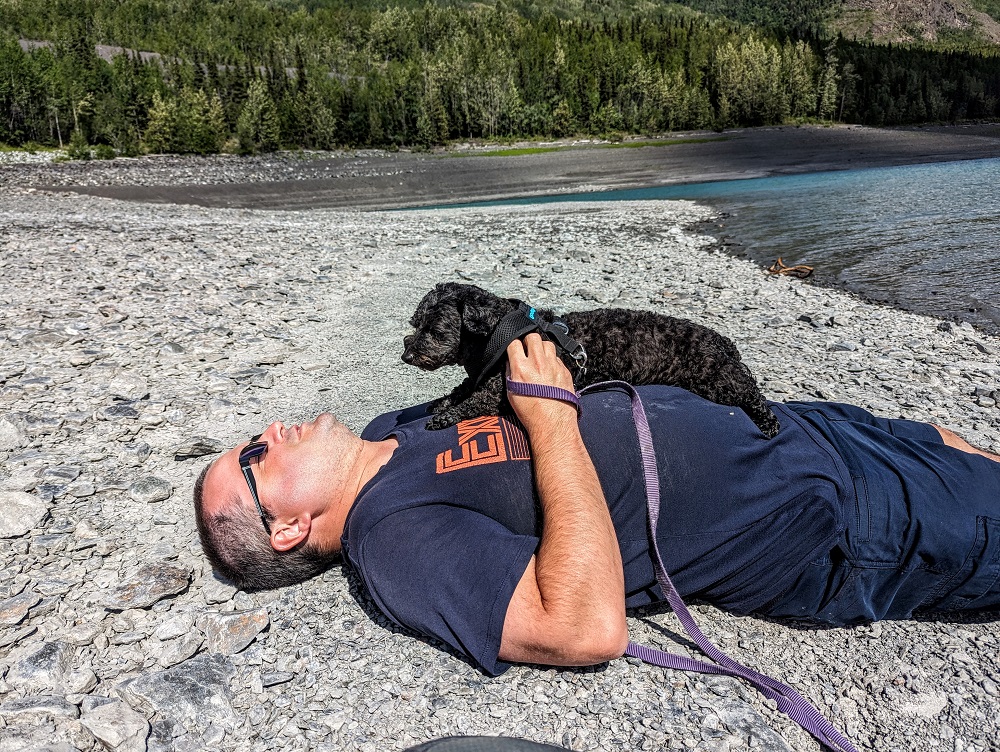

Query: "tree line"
left=1, top=0, right=998, bottom=155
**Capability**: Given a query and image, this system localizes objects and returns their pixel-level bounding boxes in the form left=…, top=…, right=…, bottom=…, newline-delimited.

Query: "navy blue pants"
left=767, top=402, right=1000, bottom=624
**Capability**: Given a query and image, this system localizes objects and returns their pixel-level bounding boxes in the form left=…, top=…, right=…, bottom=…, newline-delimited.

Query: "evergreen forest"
left=1, top=0, right=998, bottom=156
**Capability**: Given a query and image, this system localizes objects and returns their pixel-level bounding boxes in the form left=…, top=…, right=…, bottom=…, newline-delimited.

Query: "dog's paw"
left=425, top=413, right=460, bottom=431
left=430, top=396, right=454, bottom=412
left=758, top=414, right=781, bottom=439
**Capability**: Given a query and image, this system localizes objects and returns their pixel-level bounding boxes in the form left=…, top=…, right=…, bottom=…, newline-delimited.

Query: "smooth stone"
left=0, top=491, right=49, bottom=538
left=173, top=436, right=224, bottom=460
left=197, top=608, right=269, bottom=655
left=81, top=697, right=150, bottom=752
left=103, top=561, right=191, bottom=610
left=116, top=653, right=239, bottom=734
left=128, top=476, right=172, bottom=503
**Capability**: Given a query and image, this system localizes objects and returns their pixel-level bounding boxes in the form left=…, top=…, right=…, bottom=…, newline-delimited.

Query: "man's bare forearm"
left=499, top=333, right=628, bottom=666
left=529, top=411, right=627, bottom=659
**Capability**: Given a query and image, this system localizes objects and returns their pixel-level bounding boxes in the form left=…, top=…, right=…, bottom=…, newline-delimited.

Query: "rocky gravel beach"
left=1, top=147, right=999, bottom=752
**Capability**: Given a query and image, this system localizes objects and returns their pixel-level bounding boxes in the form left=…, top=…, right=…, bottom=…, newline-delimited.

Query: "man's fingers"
left=507, top=332, right=543, bottom=359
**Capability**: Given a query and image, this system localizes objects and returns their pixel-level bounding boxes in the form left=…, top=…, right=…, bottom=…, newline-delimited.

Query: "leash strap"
left=517, top=377, right=859, bottom=752
left=505, top=377, right=580, bottom=414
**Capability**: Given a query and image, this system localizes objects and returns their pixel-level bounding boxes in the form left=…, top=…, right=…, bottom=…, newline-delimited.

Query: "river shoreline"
left=5, top=123, right=998, bottom=211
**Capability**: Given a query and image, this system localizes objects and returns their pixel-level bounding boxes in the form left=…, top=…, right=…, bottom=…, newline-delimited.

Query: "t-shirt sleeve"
left=352, top=505, right=538, bottom=676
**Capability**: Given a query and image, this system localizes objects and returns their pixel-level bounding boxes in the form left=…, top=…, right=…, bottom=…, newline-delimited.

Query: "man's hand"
left=505, top=332, right=577, bottom=433
left=499, top=334, right=628, bottom=667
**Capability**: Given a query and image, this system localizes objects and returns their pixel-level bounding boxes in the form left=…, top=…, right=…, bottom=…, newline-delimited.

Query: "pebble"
left=103, top=561, right=191, bottom=610
left=128, top=475, right=173, bottom=503
left=5, top=640, right=74, bottom=693
left=80, top=697, right=150, bottom=752
left=0, top=490, right=49, bottom=537
left=197, top=608, right=270, bottom=655
left=117, top=653, right=240, bottom=736
left=173, top=436, right=224, bottom=460
left=0, top=591, right=40, bottom=626
left=0, top=160, right=998, bottom=752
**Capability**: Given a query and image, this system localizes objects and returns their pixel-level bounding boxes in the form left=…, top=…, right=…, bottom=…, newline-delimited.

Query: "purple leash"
left=507, top=377, right=859, bottom=752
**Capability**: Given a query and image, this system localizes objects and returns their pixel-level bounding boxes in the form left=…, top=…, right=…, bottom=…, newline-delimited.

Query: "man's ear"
left=270, top=514, right=312, bottom=552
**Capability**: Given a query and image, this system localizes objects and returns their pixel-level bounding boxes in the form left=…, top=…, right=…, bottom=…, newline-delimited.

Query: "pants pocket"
left=932, top=516, right=1000, bottom=611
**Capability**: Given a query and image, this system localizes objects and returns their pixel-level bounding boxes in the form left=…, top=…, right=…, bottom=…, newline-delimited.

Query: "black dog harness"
left=470, top=300, right=588, bottom=390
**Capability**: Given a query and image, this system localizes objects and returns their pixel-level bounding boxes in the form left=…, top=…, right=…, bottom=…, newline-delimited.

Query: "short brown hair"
left=193, top=462, right=339, bottom=591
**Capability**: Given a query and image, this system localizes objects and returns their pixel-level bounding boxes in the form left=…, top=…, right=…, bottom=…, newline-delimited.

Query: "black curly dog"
left=402, top=282, right=780, bottom=437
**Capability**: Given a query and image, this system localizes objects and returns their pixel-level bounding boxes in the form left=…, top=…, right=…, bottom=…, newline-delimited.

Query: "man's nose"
left=260, top=421, right=285, bottom=444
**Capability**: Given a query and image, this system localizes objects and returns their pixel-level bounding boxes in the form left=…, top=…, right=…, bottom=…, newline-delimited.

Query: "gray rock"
left=0, top=694, right=80, bottom=721
left=197, top=608, right=269, bottom=655
left=37, top=465, right=81, bottom=482
left=0, top=491, right=48, bottom=537
left=101, top=403, right=139, bottom=420
left=828, top=341, right=858, bottom=352
left=108, top=374, right=150, bottom=400
left=67, top=480, right=96, bottom=497
left=173, top=436, right=224, bottom=460
left=153, top=613, right=195, bottom=641
left=120, top=440, right=152, bottom=466
left=103, top=561, right=191, bottom=610
left=0, top=625, right=37, bottom=649
left=61, top=622, right=103, bottom=647
left=6, top=640, right=74, bottom=693
left=81, top=697, right=150, bottom=752
left=128, top=476, right=172, bottom=503
left=158, top=633, right=205, bottom=669
left=117, top=653, right=239, bottom=734
left=0, top=590, right=40, bottom=626
left=0, top=417, right=26, bottom=449
left=262, top=671, right=295, bottom=687
left=200, top=575, right=238, bottom=605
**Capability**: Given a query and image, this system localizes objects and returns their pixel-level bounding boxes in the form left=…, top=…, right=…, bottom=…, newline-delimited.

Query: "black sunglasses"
left=239, top=434, right=271, bottom=535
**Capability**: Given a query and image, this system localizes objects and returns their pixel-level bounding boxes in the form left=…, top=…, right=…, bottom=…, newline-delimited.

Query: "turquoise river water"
left=448, top=157, right=1000, bottom=335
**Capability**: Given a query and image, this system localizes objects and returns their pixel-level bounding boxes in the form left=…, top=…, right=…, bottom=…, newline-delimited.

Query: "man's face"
left=202, top=412, right=353, bottom=541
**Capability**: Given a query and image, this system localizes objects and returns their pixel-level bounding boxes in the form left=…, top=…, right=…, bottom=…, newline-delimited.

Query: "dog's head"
left=402, top=282, right=513, bottom=371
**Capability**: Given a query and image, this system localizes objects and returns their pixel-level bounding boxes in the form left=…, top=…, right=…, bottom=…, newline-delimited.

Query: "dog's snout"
left=402, top=349, right=415, bottom=364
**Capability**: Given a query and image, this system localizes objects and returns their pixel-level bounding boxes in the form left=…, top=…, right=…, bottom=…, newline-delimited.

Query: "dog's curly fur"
left=403, top=282, right=780, bottom=437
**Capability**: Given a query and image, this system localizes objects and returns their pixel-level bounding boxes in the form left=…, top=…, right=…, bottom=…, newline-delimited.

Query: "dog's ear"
left=456, top=285, right=507, bottom=339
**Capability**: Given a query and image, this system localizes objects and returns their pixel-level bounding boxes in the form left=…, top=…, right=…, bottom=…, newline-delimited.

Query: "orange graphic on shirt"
left=435, top=416, right=531, bottom=473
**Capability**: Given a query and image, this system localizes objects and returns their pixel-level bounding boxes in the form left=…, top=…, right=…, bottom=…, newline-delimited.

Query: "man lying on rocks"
left=193, top=334, right=1000, bottom=675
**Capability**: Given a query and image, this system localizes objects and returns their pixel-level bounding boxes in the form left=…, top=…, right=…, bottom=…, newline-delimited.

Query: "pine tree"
left=237, top=79, right=281, bottom=154
left=143, top=91, right=176, bottom=153
left=817, top=42, right=841, bottom=121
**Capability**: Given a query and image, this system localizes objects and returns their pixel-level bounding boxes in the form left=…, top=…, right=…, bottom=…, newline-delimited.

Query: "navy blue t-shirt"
left=341, top=386, right=853, bottom=675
